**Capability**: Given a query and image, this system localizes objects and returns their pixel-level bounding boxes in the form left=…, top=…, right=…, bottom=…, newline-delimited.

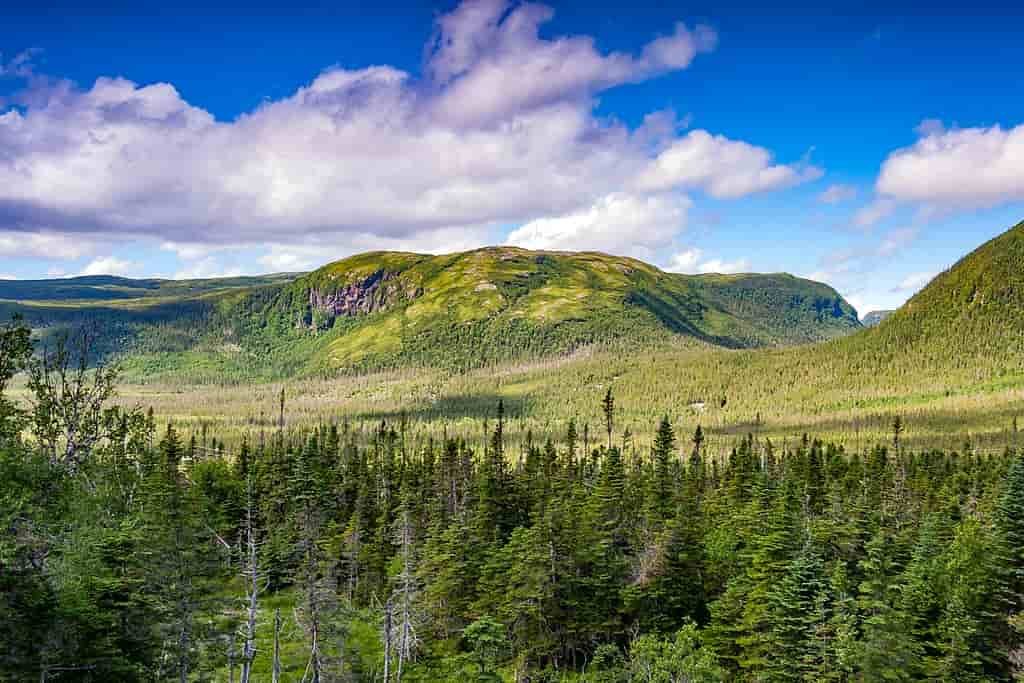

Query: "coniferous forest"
left=5, top=318, right=1024, bottom=682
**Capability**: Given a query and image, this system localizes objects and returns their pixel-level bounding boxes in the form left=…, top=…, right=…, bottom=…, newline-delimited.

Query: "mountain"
left=861, top=310, right=894, bottom=327
left=0, top=247, right=860, bottom=380
left=862, top=220, right=1024, bottom=362
left=0, top=273, right=298, bottom=302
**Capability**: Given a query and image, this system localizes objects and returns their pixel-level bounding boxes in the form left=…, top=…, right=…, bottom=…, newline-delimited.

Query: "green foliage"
left=6, top=224, right=1024, bottom=682
left=0, top=247, right=861, bottom=384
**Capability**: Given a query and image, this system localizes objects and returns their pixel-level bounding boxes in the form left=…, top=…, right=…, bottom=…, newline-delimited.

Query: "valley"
left=6, top=224, right=1023, bottom=455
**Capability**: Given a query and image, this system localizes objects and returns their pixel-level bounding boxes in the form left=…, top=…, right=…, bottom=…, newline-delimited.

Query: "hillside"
left=93, top=221, right=1024, bottom=454
left=0, top=273, right=298, bottom=302
left=0, top=248, right=859, bottom=381
left=864, top=221, right=1024, bottom=360
left=861, top=309, right=893, bottom=327
left=257, top=247, right=859, bottom=370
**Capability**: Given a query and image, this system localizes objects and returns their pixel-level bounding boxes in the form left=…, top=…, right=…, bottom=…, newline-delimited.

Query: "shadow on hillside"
left=353, top=392, right=530, bottom=425
left=717, top=401, right=1022, bottom=452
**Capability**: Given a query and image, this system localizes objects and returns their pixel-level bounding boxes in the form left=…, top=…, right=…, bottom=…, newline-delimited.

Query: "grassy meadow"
left=26, top=332, right=1015, bottom=459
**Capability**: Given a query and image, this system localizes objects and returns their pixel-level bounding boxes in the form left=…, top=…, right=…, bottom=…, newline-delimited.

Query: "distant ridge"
left=861, top=310, right=894, bottom=327
left=0, top=247, right=859, bottom=380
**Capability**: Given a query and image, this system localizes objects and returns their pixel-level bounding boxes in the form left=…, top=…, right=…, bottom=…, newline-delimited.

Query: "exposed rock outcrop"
left=305, top=269, right=421, bottom=330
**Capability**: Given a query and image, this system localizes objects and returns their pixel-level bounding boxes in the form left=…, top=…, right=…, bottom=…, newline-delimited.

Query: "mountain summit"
left=0, top=247, right=860, bottom=380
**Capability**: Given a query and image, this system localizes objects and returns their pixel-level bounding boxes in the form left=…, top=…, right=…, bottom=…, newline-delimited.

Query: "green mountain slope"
left=235, top=247, right=859, bottom=372
left=0, top=247, right=860, bottom=380
left=852, top=220, right=1024, bottom=364
left=0, top=273, right=298, bottom=302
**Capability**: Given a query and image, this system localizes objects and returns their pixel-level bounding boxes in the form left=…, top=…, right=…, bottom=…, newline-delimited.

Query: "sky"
left=2, top=0, right=1024, bottom=316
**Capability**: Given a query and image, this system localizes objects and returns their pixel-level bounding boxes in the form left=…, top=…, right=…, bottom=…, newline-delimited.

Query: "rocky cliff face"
left=305, top=269, right=421, bottom=329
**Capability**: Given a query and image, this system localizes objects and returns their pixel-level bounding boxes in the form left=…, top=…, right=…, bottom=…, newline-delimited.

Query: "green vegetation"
left=4, top=222, right=1024, bottom=681
left=3, top=321, right=1024, bottom=681
left=1, top=247, right=860, bottom=382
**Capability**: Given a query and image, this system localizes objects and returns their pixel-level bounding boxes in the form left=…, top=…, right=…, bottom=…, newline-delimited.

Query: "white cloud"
left=259, top=246, right=325, bottom=273
left=634, top=129, right=821, bottom=199
left=696, top=257, right=751, bottom=274
left=0, top=0, right=812, bottom=266
left=0, top=231, right=94, bottom=259
left=172, top=258, right=245, bottom=280
left=667, top=248, right=701, bottom=272
left=818, top=183, right=857, bottom=204
left=0, top=273, right=16, bottom=280
left=877, top=226, right=918, bottom=257
left=852, top=199, right=895, bottom=229
left=877, top=121, right=1024, bottom=207
left=161, top=241, right=218, bottom=261
left=505, top=192, right=688, bottom=258
left=891, top=270, right=935, bottom=293
left=426, top=0, right=717, bottom=127
left=807, top=226, right=919, bottom=285
left=0, top=49, right=39, bottom=79
left=80, top=256, right=138, bottom=277
left=665, top=247, right=749, bottom=274
left=844, top=292, right=881, bottom=319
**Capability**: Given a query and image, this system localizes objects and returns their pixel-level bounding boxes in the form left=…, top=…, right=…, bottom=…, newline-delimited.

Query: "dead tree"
left=27, top=327, right=119, bottom=475
left=228, top=634, right=237, bottom=683
left=240, top=475, right=264, bottom=683
left=384, top=494, right=421, bottom=681
left=393, top=506, right=420, bottom=680
left=272, top=609, right=283, bottom=683
left=382, top=596, right=392, bottom=683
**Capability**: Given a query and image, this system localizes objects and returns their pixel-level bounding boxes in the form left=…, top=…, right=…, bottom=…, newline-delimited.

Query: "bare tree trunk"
left=383, top=596, right=393, bottom=683
left=178, top=616, right=190, bottom=683
left=393, top=507, right=420, bottom=681
left=240, top=477, right=261, bottom=683
left=272, top=609, right=283, bottom=683
left=228, top=634, right=237, bottom=683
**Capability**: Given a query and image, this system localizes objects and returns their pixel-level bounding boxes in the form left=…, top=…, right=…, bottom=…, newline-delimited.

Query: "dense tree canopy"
left=2, top=317, right=1024, bottom=681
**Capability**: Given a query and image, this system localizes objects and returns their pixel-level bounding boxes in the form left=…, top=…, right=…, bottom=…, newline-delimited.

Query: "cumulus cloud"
left=807, top=226, right=920, bottom=286
left=877, top=121, right=1024, bottom=207
left=852, top=199, right=895, bottom=229
left=0, top=0, right=818, bottom=274
left=80, top=256, right=138, bottom=277
left=696, top=256, right=751, bottom=274
left=665, top=247, right=749, bottom=274
left=818, top=183, right=857, bottom=204
left=634, top=130, right=821, bottom=199
left=843, top=292, right=880, bottom=320
left=505, top=192, right=689, bottom=258
left=172, top=258, right=246, bottom=280
left=890, top=271, right=935, bottom=294
left=0, top=231, right=94, bottom=259
left=425, top=0, right=716, bottom=127
left=0, top=49, right=40, bottom=79
left=877, top=226, right=918, bottom=257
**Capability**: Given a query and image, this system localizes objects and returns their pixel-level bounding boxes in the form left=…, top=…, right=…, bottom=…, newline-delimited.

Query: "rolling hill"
left=0, top=247, right=860, bottom=381
left=862, top=221, right=1024, bottom=361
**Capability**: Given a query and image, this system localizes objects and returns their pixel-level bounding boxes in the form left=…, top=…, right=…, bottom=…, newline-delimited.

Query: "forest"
left=4, top=317, right=1024, bottom=682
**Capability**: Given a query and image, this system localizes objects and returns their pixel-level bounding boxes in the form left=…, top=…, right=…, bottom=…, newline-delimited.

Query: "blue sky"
left=2, top=0, right=1023, bottom=315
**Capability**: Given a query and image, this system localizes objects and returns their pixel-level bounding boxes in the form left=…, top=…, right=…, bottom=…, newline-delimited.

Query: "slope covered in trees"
left=1, top=248, right=860, bottom=381
left=857, top=220, right=1024, bottom=362
left=83, top=220, right=1024, bottom=457
left=3, top=319, right=1024, bottom=681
